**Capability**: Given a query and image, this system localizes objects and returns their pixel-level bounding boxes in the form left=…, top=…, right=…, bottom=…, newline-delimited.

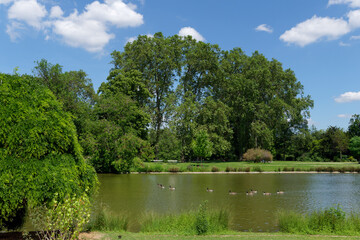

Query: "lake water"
left=96, top=173, right=360, bottom=232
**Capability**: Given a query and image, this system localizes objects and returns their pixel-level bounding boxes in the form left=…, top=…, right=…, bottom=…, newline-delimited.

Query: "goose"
left=250, top=189, right=257, bottom=194
left=246, top=191, right=254, bottom=196
left=159, top=184, right=165, bottom=189
left=277, top=190, right=284, bottom=194
left=263, top=192, right=271, bottom=196
left=169, top=185, right=176, bottom=190
left=228, top=190, right=237, bottom=195
left=206, top=187, right=214, bottom=192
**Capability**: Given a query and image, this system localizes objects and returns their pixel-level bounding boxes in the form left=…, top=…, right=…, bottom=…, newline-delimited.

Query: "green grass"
left=88, top=231, right=360, bottom=240
left=277, top=205, right=360, bottom=236
left=134, top=161, right=360, bottom=173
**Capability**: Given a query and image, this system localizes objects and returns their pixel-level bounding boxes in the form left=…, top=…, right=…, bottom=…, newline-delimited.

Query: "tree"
left=191, top=129, right=213, bottom=163
left=348, top=114, right=360, bottom=138
left=110, top=33, right=181, bottom=157
left=0, top=73, right=97, bottom=230
left=349, top=136, right=360, bottom=161
left=320, top=126, right=349, bottom=161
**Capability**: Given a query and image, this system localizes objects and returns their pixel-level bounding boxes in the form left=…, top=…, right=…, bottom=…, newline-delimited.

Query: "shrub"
left=253, top=166, right=263, bottom=172
left=168, top=167, right=181, bottom=173
left=0, top=73, right=97, bottom=229
left=28, top=193, right=91, bottom=240
left=245, top=167, right=251, bottom=172
left=195, top=201, right=209, bottom=235
left=211, top=166, right=219, bottom=172
left=242, top=148, right=273, bottom=163
left=225, top=166, right=236, bottom=172
left=238, top=167, right=244, bottom=172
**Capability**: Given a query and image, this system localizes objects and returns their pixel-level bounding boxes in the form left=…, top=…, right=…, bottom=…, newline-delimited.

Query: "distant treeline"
left=7, top=32, right=360, bottom=173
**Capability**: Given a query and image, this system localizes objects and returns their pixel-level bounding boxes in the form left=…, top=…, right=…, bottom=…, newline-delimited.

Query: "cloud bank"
left=1, top=0, right=144, bottom=52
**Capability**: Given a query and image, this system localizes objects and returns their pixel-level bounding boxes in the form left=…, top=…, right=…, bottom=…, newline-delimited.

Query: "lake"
left=96, top=173, right=360, bottom=232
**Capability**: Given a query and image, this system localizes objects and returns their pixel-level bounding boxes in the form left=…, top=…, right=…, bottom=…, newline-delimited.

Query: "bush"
left=242, top=148, right=273, bottom=163
left=28, top=193, right=91, bottom=240
left=0, top=73, right=98, bottom=229
left=253, top=166, right=263, bottom=172
left=225, top=166, right=236, bottom=172
left=168, top=167, right=181, bottom=173
left=245, top=167, right=251, bottom=172
left=195, top=201, right=209, bottom=235
left=211, top=166, right=219, bottom=172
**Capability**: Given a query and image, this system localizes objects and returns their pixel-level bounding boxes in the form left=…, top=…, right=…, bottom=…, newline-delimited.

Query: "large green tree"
left=0, top=73, right=97, bottom=230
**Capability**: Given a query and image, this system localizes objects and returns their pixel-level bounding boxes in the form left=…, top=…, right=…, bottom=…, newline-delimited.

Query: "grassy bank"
left=80, top=232, right=360, bottom=240
left=134, top=161, right=360, bottom=173
left=278, top=205, right=360, bottom=236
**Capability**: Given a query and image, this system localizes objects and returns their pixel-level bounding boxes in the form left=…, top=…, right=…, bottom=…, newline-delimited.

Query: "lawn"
left=137, top=161, right=360, bottom=173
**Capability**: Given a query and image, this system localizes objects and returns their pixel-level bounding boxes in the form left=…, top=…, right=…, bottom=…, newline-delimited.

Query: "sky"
left=1, top=0, right=360, bottom=130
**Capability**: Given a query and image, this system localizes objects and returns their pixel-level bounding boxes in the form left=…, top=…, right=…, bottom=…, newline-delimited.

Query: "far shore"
left=131, top=171, right=358, bottom=174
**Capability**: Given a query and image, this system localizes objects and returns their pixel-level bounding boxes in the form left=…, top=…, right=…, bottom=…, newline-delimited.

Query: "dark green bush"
left=195, top=201, right=209, bottom=235
left=211, top=166, right=219, bottom=172
left=0, top=73, right=97, bottom=230
left=253, top=166, right=263, bottom=172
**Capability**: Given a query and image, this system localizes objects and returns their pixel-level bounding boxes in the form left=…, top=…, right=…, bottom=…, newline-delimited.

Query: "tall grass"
left=86, top=206, right=128, bottom=232
left=140, top=201, right=229, bottom=235
left=277, top=205, right=360, bottom=235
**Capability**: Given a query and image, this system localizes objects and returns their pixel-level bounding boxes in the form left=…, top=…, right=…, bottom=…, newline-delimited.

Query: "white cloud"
left=350, top=35, right=360, bottom=39
left=52, top=0, right=143, bottom=52
left=178, top=27, right=205, bottom=42
left=348, top=9, right=360, bottom=28
left=338, top=114, right=351, bottom=118
left=255, top=24, right=273, bottom=33
left=49, top=6, right=63, bottom=19
left=6, top=21, right=24, bottom=41
left=280, top=16, right=350, bottom=46
left=0, top=0, right=14, bottom=5
left=339, top=41, right=350, bottom=46
left=8, top=0, right=47, bottom=29
left=335, top=91, right=360, bottom=102
left=328, top=0, right=360, bottom=8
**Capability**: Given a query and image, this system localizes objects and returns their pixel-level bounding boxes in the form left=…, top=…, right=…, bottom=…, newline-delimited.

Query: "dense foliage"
left=0, top=73, right=97, bottom=230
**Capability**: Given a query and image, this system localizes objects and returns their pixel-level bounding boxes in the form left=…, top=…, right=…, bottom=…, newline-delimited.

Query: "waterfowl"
left=250, top=189, right=257, bottom=194
left=159, top=184, right=165, bottom=189
left=228, top=190, right=237, bottom=195
left=263, top=192, right=271, bottom=196
left=277, top=190, right=284, bottom=194
left=169, top=185, right=176, bottom=190
left=246, top=191, right=254, bottom=196
left=206, top=187, right=214, bottom=192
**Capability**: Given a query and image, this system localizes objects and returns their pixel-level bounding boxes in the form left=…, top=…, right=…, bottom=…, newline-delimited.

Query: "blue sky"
left=1, top=0, right=360, bottom=130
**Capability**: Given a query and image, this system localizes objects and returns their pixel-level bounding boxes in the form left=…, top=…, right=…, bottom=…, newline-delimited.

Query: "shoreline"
left=131, top=171, right=358, bottom=174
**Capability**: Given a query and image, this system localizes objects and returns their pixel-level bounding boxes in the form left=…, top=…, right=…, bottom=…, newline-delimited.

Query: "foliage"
left=0, top=73, right=97, bottom=230
left=140, top=204, right=229, bottom=235
left=195, top=201, right=209, bottom=235
left=348, top=114, right=360, bottom=138
left=28, top=193, right=91, bottom=240
left=242, top=148, right=273, bottom=163
left=191, top=129, right=213, bottom=161
left=277, top=205, right=357, bottom=235
left=349, top=136, right=360, bottom=161
left=86, top=205, right=128, bottom=232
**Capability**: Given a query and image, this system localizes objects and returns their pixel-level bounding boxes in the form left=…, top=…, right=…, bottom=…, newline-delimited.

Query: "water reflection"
left=97, top=173, right=360, bottom=232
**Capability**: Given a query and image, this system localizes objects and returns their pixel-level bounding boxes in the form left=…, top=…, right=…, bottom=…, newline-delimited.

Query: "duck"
left=169, top=185, right=176, bottom=190
left=206, top=187, right=214, bottom=192
left=277, top=190, right=284, bottom=194
left=263, top=192, right=271, bottom=196
left=246, top=191, right=254, bottom=196
left=228, top=190, right=237, bottom=195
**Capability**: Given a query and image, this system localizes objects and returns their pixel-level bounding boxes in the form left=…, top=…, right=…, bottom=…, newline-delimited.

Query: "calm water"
left=97, top=173, right=360, bottom=232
